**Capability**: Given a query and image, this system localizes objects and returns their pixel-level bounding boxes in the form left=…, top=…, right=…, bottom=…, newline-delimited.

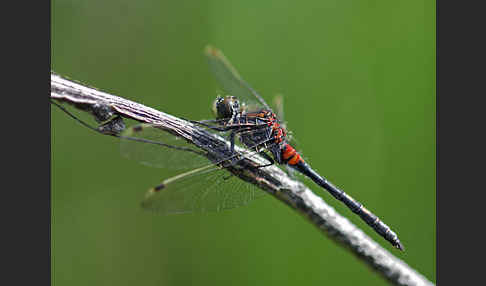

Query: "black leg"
left=256, top=151, right=275, bottom=168
left=229, top=131, right=236, bottom=153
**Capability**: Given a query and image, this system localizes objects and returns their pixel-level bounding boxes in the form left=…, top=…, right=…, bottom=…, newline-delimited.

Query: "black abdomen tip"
left=396, top=241, right=405, bottom=251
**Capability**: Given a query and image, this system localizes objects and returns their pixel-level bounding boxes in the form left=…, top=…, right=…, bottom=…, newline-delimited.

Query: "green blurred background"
left=51, top=0, right=435, bottom=285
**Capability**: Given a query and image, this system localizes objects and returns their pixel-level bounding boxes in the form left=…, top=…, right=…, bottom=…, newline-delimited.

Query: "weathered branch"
left=51, top=72, right=434, bottom=286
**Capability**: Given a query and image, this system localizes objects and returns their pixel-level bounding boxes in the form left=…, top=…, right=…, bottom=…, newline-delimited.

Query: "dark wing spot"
left=154, top=184, right=165, bottom=192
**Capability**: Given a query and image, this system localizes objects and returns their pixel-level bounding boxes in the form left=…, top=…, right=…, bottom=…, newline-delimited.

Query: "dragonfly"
left=118, top=46, right=404, bottom=250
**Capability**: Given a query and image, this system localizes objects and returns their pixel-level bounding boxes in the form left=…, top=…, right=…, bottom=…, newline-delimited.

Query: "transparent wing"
left=120, top=123, right=212, bottom=169
left=272, top=94, right=299, bottom=148
left=120, top=120, right=277, bottom=170
left=205, top=45, right=271, bottom=111
left=272, top=94, right=301, bottom=178
left=141, top=164, right=266, bottom=214
left=273, top=94, right=286, bottom=130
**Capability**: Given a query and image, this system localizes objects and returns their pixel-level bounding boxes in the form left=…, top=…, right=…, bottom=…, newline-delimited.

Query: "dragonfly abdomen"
left=281, top=143, right=303, bottom=165
left=291, top=160, right=403, bottom=250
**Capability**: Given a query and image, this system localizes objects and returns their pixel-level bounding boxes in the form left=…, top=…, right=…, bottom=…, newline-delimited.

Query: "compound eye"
left=213, top=96, right=233, bottom=119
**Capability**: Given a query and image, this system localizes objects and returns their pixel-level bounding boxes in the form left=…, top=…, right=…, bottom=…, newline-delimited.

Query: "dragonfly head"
left=212, top=96, right=240, bottom=119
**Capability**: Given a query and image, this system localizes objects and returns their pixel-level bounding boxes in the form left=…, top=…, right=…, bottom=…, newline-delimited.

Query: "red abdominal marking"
left=282, top=144, right=303, bottom=165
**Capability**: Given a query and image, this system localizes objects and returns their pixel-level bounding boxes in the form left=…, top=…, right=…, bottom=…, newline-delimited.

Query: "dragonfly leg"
left=228, top=130, right=237, bottom=154
left=255, top=151, right=275, bottom=168
left=227, top=126, right=261, bottom=154
left=227, top=125, right=264, bottom=149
